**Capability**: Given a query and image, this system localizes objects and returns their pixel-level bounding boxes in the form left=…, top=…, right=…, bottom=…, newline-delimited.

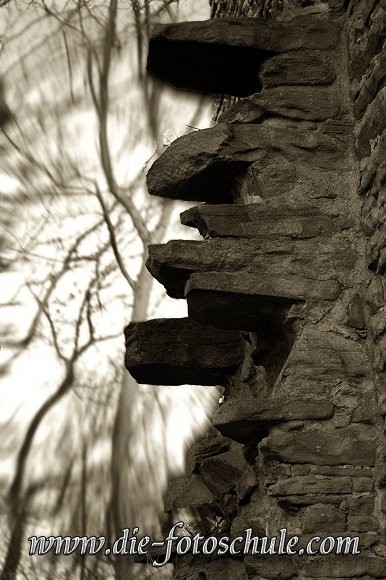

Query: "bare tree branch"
left=94, top=183, right=136, bottom=292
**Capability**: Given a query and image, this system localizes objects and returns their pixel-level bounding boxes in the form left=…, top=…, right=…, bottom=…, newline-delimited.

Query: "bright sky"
left=0, top=3, right=218, bottom=552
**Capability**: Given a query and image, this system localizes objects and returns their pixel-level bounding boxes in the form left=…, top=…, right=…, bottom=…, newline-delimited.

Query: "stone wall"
left=348, top=0, right=386, bottom=557
left=125, top=2, right=386, bottom=577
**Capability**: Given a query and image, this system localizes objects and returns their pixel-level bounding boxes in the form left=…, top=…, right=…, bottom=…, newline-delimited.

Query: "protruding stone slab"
left=259, top=427, right=376, bottom=466
left=146, top=123, right=347, bottom=203
left=186, top=272, right=341, bottom=330
left=147, top=17, right=340, bottom=95
left=213, top=397, right=334, bottom=443
left=188, top=284, right=295, bottom=331
left=219, top=85, right=340, bottom=123
left=147, top=124, right=241, bottom=203
left=124, top=318, right=244, bottom=385
left=180, top=203, right=340, bottom=239
left=147, top=236, right=351, bottom=306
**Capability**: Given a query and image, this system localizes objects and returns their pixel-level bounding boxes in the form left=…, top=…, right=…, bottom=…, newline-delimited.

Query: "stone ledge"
left=147, top=237, right=349, bottom=302
left=186, top=281, right=298, bottom=332
left=124, top=318, right=244, bottom=385
left=146, top=123, right=348, bottom=203
left=180, top=202, right=341, bottom=239
left=213, top=397, right=334, bottom=442
left=186, top=273, right=340, bottom=331
left=147, top=17, right=340, bottom=95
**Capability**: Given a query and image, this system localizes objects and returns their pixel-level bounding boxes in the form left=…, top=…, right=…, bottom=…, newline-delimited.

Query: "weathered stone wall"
left=125, top=2, right=386, bottom=577
left=348, top=0, right=386, bottom=548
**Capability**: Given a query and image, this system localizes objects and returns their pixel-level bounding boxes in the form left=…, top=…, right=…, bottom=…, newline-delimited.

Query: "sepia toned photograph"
left=0, top=0, right=385, bottom=578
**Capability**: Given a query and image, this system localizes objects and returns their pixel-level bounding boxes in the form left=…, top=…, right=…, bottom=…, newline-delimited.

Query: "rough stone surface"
left=347, top=495, right=375, bottom=516
left=185, top=429, right=233, bottom=475
left=260, top=50, right=336, bottom=88
left=353, top=477, right=374, bottom=492
left=259, top=428, right=376, bottom=466
left=244, top=555, right=298, bottom=578
left=268, top=476, right=352, bottom=496
left=164, top=475, right=214, bottom=511
left=292, top=465, right=374, bottom=478
left=302, top=556, right=386, bottom=578
left=278, top=326, right=373, bottom=405
left=209, top=0, right=349, bottom=19
left=355, top=87, right=386, bottom=157
left=149, top=17, right=341, bottom=52
left=199, top=446, right=246, bottom=498
left=354, top=48, right=386, bottom=119
left=349, top=3, right=385, bottom=82
left=185, top=284, right=297, bottom=337
left=278, top=494, right=350, bottom=507
left=176, top=559, right=249, bottom=580
left=347, top=515, right=379, bottom=532
left=124, top=318, right=244, bottom=385
left=302, top=504, right=346, bottom=533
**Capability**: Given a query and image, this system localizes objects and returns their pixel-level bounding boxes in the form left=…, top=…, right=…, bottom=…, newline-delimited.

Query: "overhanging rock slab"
left=124, top=318, right=244, bottom=385
left=146, top=123, right=348, bottom=203
left=180, top=202, right=340, bottom=239
left=147, top=238, right=344, bottom=329
left=147, top=237, right=351, bottom=302
left=185, top=272, right=340, bottom=330
left=147, top=17, right=340, bottom=95
left=213, top=397, right=334, bottom=443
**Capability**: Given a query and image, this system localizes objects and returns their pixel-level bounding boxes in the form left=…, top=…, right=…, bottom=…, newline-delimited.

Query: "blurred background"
left=0, top=1, right=218, bottom=578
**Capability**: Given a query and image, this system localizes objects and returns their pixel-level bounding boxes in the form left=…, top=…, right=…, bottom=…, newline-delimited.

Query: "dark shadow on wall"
left=148, top=40, right=270, bottom=96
